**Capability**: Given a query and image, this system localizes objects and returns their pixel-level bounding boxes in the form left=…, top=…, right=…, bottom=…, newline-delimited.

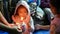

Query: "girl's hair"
left=50, top=0, right=60, bottom=14
left=14, top=5, right=28, bottom=16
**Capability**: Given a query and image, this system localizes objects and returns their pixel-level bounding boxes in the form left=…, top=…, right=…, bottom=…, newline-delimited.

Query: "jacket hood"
left=14, top=1, right=30, bottom=15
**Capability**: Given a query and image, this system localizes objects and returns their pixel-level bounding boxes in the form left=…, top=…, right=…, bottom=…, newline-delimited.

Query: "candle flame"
left=21, top=17, right=23, bottom=20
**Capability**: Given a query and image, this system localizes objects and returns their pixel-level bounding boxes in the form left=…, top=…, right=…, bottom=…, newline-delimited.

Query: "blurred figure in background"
left=35, top=0, right=51, bottom=30
left=50, top=0, right=60, bottom=34
left=40, top=0, right=54, bottom=19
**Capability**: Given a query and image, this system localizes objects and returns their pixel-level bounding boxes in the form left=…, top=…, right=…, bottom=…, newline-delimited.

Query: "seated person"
left=12, top=1, right=34, bottom=34
left=50, top=0, right=60, bottom=34
left=0, top=0, right=35, bottom=34
left=34, top=0, right=52, bottom=30
left=34, top=6, right=51, bottom=30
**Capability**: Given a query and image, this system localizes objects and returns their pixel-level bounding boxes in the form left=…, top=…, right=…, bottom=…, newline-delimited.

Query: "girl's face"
left=17, top=6, right=28, bottom=18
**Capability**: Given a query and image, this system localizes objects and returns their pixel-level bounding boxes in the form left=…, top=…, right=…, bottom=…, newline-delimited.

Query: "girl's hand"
left=35, top=24, right=40, bottom=30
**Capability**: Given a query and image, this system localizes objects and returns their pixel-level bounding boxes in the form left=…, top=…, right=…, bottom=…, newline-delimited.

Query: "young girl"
left=12, top=1, right=34, bottom=34
left=50, top=0, right=60, bottom=34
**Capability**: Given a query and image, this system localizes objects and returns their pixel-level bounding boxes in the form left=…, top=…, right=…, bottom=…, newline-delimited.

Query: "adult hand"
left=8, top=24, right=15, bottom=28
left=35, top=24, right=41, bottom=30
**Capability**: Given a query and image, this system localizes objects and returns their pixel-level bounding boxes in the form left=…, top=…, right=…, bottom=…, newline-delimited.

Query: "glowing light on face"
left=21, top=17, right=24, bottom=20
left=15, top=17, right=23, bottom=24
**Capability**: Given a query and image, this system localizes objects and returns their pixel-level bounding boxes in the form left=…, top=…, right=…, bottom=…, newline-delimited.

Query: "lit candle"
left=16, top=17, right=24, bottom=32
left=16, top=17, right=23, bottom=28
left=21, top=16, right=26, bottom=27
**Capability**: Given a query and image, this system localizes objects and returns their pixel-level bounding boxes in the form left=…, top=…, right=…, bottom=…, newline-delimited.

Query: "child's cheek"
left=23, top=13, right=27, bottom=17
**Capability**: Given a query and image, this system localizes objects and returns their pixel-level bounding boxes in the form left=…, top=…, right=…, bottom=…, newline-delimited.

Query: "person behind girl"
left=0, top=11, right=12, bottom=27
left=12, top=1, right=34, bottom=34
left=50, top=0, right=60, bottom=34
